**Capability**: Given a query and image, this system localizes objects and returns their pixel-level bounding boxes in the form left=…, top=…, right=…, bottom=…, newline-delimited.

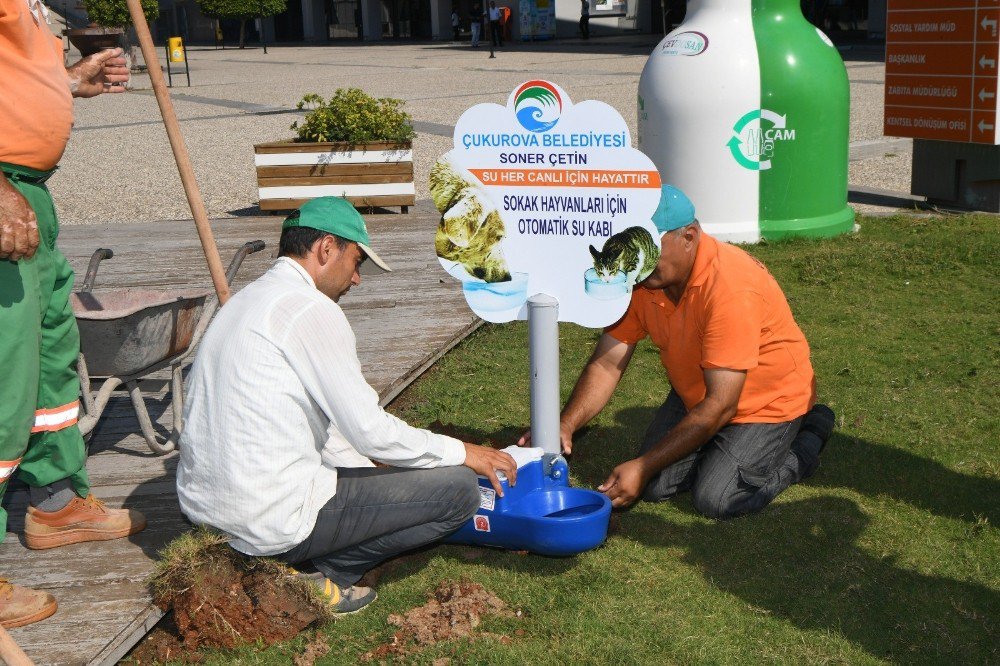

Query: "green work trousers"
left=0, top=162, right=89, bottom=541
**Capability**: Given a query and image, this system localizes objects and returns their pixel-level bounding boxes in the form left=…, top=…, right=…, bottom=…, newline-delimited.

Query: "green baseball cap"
left=282, top=197, right=391, bottom=272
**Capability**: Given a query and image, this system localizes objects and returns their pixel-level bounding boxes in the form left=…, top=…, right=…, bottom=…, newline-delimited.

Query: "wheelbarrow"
left=73, top=240, right=266, bottom=455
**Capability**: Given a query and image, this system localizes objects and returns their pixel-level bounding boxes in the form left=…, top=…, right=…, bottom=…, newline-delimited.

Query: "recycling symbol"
left=726, top=109, right=795, bottom=171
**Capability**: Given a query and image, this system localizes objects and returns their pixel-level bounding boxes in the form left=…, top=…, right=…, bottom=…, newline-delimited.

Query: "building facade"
left=157, top=0, right=881, bottom=45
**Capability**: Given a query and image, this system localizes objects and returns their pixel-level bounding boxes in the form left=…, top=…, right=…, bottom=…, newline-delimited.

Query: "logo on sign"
left=727, top=109, right=797, bottom=171
left=659, top=31, right=709, bottom=56
left=514, top=80, right=562, bottom=132
left=474, top=515, right=491, bottom=532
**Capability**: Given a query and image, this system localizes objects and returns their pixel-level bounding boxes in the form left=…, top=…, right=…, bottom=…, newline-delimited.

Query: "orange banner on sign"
left=886, top=8, right=977, bottom=42
left=888, top=0, right=977, bottom=10
left=885, top=74, right=973, bottom=108
left=468, top=168, right=662, bottom=188
left=886, top=43, right=975, bottom=75
left=884, top=106, right=974, bottom=141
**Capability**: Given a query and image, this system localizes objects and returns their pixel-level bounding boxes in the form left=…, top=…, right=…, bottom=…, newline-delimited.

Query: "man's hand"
left=516, top=422, right=574, bottom=455
left=598, top=458, right=650, bottom=509
left=67, top=48, right=129, bottom=98
left=0, top=177, right=40, bottom=261
left=463, top=443, right=518, bottom=496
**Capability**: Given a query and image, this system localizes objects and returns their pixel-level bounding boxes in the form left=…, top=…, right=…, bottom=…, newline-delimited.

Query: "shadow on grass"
left=815, top=435, right=999, bottom=525
left=572, top=405, right=998, bottom=526
left=619, top=496, right=997, bottom=662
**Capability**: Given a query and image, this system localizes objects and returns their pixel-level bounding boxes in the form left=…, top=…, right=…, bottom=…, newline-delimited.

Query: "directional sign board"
left=430, top=81, right=663, bottom=328
left=884, top=0, right=1000, bottom=144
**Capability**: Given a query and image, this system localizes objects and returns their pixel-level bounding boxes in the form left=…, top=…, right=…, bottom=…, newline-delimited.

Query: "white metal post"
left=528, top=293, right=560, bottom=454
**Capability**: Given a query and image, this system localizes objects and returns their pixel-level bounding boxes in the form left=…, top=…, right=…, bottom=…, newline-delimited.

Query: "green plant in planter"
left=290, top=89, right=417, bottom=145
left=82, top=0, right=159, bottom=28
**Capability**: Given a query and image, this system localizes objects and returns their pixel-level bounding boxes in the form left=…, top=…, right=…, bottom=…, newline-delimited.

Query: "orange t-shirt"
left=606, top=233, right=816, bottom=423
left=0, top=0, right=74, bottom=171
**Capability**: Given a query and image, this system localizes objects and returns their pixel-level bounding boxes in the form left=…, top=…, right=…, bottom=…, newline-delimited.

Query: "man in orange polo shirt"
left=0, top=0, right=146, bottom=628
left=538, top=185, right=834, bottom=517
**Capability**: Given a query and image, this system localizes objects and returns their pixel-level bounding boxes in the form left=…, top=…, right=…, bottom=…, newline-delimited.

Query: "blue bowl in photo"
left=584, top=268, right=629, bottom=300
left=443, top=456, right=612, bottom=557
left=463, top=272, right=529, bottom=312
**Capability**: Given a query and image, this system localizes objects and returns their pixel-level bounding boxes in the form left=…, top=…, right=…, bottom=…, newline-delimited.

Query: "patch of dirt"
left=294, top=632, right=332, bottom=666
left=363, top=579, right=517, bottom=661
left=174, top=565, right=320, bottom=649
left=146, top=537, right=329, bottom=655
left=127, top=614, right=201, bottom=664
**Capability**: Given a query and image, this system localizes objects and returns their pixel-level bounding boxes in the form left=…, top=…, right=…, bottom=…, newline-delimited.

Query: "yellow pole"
left=123, top=0, right=231, bottom=304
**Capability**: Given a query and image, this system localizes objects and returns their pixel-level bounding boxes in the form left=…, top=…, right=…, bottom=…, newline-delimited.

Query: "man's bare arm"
left=599, top=367, right=746, bottom=508
left=518, top=333, right=635, bottom=454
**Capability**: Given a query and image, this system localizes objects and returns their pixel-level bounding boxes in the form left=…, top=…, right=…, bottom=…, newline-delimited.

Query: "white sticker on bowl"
left=474, top=515, right=491, bottom=532
left=479, top=486, right=496, bottom=511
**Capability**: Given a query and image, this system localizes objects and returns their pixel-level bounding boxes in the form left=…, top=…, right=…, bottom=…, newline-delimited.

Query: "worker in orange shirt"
left=0, top=0, right=146, bottom=628
left=521, top=185, right=835, bottom=516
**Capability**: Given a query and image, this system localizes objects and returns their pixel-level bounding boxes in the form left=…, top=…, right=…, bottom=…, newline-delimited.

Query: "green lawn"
left=208, top=214, right=998, bottom=664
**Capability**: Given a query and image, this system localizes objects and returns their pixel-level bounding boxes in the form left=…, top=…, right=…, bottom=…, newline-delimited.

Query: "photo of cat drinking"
left=585, top=226, right=660, bottom=300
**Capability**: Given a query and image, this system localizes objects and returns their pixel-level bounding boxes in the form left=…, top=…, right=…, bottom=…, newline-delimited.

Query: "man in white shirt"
left=177, top=196, right=517, bottom=614
left=487, top=0, right=502, bottom=46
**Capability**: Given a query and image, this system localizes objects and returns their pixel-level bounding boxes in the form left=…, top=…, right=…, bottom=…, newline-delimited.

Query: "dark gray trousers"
left=640, top=391, right=823, bottom=519
left=276, top=466, right=480, bottom=587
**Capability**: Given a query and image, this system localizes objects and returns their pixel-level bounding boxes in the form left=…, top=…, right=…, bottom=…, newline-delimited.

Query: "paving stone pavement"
left=52, top=36, right=906, bottom=226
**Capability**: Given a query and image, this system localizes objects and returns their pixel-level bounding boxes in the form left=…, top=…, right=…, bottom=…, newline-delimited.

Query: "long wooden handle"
left=122, top=0, right=231, bottom=304
left=0, top=625, right=34, bottom=666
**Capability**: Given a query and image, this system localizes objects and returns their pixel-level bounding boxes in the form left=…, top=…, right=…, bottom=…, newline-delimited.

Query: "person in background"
left=487, top=0, right=502, bottom=47
left=579, top=0, right=590, bottom=39
left=451, top=6, right=461, bottom=41
left=470, top=3, right=482, bottom=46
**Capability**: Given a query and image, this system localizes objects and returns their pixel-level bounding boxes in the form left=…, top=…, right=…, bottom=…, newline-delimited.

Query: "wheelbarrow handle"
left=224, top=240, right=266, bottom=286
left=81, top=248, right=114, bottom=292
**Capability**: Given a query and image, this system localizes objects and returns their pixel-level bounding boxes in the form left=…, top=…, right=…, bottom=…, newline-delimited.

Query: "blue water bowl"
left=444, top=455, right=612, bottom=557
left=584, top=268, right=629, bottom=300
left=462, top=272, right=529, bottom=312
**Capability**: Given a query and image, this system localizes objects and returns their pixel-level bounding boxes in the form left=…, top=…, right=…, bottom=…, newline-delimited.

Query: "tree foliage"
left=83, top=0, right=159, bottom=28
left=197, top=0, right=287, bottom=20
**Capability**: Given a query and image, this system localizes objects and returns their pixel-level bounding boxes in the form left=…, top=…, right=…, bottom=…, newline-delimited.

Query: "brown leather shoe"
left=0, top=579, right=57, bottom=628
left=24, top=495, right=147, bottom=550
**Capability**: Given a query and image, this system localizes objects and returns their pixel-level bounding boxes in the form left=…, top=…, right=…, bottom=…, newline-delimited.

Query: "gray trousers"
left=276, top=466, right=480, bottom=587
left=640, top=391, right=823, bottom=519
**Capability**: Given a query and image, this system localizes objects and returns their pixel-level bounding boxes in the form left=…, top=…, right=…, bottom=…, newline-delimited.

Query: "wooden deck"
left=0, top=203, right=480, bottom=665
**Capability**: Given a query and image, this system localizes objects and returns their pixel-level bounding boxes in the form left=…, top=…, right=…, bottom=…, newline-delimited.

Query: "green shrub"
left=290, top=89, right=416, bottom=145
left=198, top=0, right=287, bottom=20
left=83, top=0, right=159, bottom=28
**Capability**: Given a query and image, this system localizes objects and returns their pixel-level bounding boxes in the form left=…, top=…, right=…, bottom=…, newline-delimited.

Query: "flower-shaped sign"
left=432, top=81, right=663, bottom=328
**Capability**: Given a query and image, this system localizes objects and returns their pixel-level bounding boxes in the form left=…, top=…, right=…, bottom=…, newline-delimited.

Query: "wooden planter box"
left=254, top=140, right=415, bottom=213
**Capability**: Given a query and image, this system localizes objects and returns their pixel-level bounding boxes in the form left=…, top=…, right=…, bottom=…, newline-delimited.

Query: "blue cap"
left=651, top=184, right=696, bottom=233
